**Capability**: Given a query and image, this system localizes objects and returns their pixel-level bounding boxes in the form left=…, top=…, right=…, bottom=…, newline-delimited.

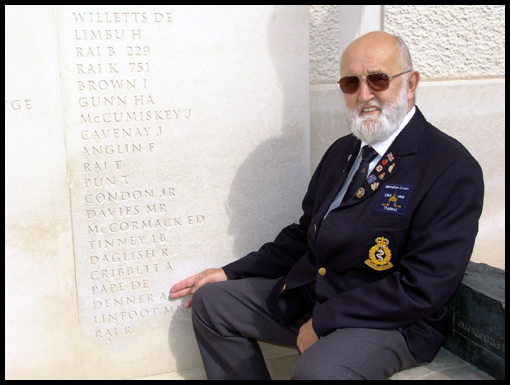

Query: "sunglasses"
left=339, top=70, right=412, bottom=94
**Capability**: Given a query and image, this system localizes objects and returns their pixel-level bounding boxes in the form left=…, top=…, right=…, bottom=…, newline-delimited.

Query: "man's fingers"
left=193, top=275, right=213, bottom=292
left=169, top=287, right=194, bottom=299
left=169, top=274, right=200, bottom=299
left=169, top=268, right=227, bottom=301
left=170, top=274, right=199, bottom=293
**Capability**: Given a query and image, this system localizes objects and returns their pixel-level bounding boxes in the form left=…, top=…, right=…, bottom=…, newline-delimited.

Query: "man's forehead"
left=341, top=40, right=399, bottom=76
left=342, top=62, right=388, bottom=76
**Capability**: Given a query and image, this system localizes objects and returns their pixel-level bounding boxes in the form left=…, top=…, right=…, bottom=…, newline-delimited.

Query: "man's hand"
left=297, top=318, right=319, bottom=354
left=169, top=268, right=228, bottom=309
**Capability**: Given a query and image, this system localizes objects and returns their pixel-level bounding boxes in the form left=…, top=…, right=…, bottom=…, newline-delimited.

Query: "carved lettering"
left=453, top=313, right=505, bottom=358
left=80, top=109, right=191, bottom=124
left=63, top=8, right=202, bottom=342
left=5, top=99, right=32, bottom=110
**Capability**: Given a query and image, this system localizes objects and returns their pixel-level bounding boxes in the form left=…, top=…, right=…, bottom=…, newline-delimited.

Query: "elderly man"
left=170, top=32, right=484, bottom=380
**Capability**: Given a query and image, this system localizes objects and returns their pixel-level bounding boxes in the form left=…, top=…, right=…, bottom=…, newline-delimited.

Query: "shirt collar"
left=362, top=106, right=416, bottom=157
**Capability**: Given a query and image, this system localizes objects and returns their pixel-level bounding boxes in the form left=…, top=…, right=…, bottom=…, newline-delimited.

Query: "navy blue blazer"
left=223, top=107, right=484, bottom=362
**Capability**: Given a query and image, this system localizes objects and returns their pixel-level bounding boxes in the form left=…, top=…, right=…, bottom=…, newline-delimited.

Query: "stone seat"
left=136, top=346, right=495, bottom=380
left=387, top=347, right=495, bottom=380
left=263, top=346, right=496, bottom=380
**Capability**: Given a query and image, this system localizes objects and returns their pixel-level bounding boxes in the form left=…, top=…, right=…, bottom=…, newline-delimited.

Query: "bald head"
left=341, top=32, right=411, bottom=77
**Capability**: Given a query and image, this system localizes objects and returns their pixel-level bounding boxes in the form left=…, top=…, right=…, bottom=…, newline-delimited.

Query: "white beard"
left=345, top=81, right=409, bottom=145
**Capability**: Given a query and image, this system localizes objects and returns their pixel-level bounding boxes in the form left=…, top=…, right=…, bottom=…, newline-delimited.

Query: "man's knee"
left=191, top=281, right=229, bottom=323
left=190, top=283, right=207, bottom=310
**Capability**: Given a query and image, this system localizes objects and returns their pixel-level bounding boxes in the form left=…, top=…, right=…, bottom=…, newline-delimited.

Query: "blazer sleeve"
left=312, top=156, right=484, bottom=337
left=222, top=140, right=340, bottom=280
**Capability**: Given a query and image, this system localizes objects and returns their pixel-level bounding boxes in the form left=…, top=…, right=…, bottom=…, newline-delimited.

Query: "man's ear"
left=407, top=71, right=420, bottom=103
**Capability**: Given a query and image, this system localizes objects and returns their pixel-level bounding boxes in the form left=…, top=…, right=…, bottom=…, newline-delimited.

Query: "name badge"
left=375, top=184, right=412, bottom=216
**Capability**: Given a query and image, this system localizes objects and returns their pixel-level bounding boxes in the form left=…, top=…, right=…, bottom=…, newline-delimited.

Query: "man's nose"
left=358, top=79, right=375, bottom=102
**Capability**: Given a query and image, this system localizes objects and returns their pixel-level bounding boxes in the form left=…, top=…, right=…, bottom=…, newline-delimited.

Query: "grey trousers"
left=192, top=277, right=420, bottom=380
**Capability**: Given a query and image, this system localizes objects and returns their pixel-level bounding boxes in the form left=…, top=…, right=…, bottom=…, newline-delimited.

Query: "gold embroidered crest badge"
left=365, top=236, right=394, bottom=271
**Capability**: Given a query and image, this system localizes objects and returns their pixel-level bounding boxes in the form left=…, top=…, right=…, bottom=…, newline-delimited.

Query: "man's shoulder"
left=414, top=108, right=479, bottom=164
left=424, top=123, right=474, bottom=159
left=390, top=106, right=478, bottom=167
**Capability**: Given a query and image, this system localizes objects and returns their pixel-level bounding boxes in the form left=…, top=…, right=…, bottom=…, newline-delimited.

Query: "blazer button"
left=282, top=284, right=286, bottom=291
left=318, top=267, right=326, bottom=276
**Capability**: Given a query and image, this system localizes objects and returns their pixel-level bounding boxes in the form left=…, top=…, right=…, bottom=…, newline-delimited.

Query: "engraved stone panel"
left=6, top=5, right=309, bottom=379
left=445, top=262, right=505, bottom=380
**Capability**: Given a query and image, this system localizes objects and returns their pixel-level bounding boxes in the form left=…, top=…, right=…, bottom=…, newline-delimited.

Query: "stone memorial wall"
left=6, top=5, right=309, bottom=379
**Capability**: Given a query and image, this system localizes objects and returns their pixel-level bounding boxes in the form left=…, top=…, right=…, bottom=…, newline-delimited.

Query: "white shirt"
left=361, top=106, right=416, bottom=177
left=324, top=106, right=416, bottom=219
